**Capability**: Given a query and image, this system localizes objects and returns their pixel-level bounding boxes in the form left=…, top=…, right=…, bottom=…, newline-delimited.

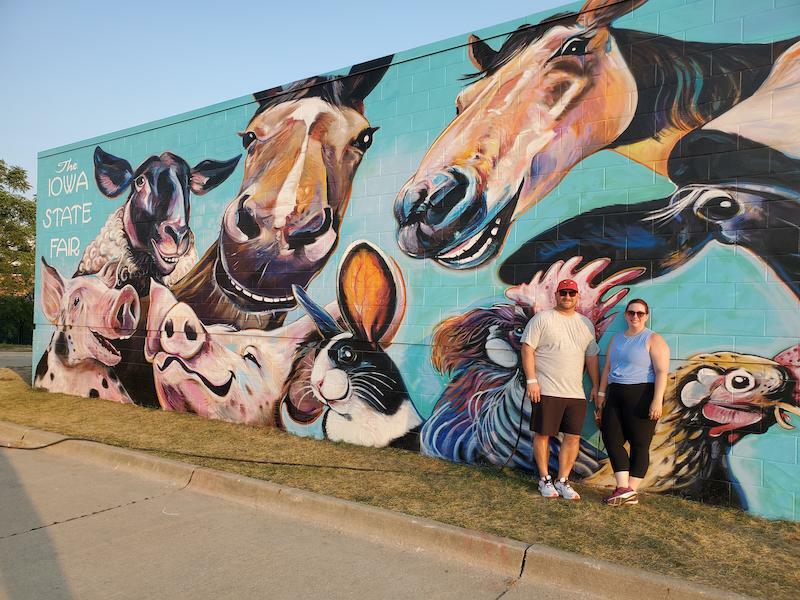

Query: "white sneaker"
left=554, top=478, right=581, bottom=501
left=538, top=475, right=559, bottom=498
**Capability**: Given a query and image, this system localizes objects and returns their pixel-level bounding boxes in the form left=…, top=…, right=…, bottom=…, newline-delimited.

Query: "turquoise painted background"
left=35, top=0, right=800, bottom=519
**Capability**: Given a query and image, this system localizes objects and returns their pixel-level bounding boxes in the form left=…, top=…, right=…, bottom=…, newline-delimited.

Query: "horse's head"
left=94, top=147, right=240, bottom=275
left=395, top=0, right=645, bottom=268
left=215, top=57, right=392, bottom=312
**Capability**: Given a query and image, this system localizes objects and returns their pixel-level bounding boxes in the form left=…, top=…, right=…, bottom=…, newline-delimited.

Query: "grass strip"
left=1, top=369, right=798, bottom=598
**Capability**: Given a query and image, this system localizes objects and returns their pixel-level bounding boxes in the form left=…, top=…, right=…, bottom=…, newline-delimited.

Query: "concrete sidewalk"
left=0, top=422, right=744, bottom=600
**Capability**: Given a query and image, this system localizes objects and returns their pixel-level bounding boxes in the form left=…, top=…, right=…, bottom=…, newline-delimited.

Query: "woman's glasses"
left=558, top=290, right=578, bottom=297
left=626, top=310, right=647, bottom=318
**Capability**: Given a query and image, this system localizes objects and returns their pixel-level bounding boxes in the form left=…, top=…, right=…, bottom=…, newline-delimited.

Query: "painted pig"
left=34, top=257, right=139, bottom=403
left=144, top=281, right=317, bottom=425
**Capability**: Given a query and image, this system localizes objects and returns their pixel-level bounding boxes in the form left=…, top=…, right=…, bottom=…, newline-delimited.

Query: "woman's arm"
left=648, top=333, right=670, bottom=420
left=598, top=340, right=613, bottom=411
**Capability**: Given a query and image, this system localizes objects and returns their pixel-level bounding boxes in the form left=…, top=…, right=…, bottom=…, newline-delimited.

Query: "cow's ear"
left=40, top=257, right=65, bottom=324
left=190, top=155, right=241, bottom=196
left=94, top=146, right=133, bottom=198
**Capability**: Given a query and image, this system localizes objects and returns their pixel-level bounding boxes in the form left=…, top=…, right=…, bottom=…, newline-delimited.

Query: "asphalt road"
left=0, top=445, right=587, bottom=600
left=0, top=351, right=32, bottom=385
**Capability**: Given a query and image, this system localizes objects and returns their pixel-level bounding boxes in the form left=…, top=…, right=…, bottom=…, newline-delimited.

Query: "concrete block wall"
left=34, top=0, right=800, bottom=519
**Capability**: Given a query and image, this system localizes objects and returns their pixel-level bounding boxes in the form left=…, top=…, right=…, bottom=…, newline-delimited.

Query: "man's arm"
left=585, top=353, right=599, bottom=403
left=521, top=343, right=541, bottom=404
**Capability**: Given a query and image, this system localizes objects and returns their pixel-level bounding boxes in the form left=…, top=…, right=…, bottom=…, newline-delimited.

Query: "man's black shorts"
left=530, top=395, right=587, bottom=436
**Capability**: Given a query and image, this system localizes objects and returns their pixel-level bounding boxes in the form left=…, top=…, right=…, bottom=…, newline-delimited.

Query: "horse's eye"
left=557, top=37, right=590, bottom=57
left=350, top=127, right=378, bottom=153
left=134, top=175, right=146, bottom=191
left=243, top=350, right=261, bottom=369
left=513, top=327, right=524, bottom=337
left=724, top=369, right=756, bottom=394
left=241, top=131, right=257, bottom=150
left=694, top=191, right=740, bottom=222
left=337, top=345, right=359, bottom=365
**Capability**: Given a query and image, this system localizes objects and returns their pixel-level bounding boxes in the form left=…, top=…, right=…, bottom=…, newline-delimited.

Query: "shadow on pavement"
left=0, top=448, right=73, bottom=599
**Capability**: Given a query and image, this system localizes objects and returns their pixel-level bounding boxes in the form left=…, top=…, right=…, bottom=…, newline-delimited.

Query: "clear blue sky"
left=0, top=0, right=564, bottom=195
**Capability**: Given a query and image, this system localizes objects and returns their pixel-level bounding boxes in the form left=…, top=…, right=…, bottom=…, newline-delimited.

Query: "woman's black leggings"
left=600, top=382, right=657, bottom=479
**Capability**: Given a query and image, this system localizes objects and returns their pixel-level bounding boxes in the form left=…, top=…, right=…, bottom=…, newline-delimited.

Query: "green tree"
left=0, top=160, right=35, bottom=344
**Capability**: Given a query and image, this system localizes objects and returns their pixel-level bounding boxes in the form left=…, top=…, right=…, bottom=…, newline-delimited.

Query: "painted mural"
left=34, top=0, right=800, bottom=520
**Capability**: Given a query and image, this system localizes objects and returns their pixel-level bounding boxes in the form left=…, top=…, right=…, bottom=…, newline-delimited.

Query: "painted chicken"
left=586, top=344, right=800, bottom=505
left=420, top=257, right=644, bottom=475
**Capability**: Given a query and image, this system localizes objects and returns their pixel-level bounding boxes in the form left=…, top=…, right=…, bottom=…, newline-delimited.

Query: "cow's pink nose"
left=159, top=303, right=205, bottom=358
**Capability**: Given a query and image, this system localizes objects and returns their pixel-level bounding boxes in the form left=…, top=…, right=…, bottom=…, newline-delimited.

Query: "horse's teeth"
left=226, top=271, right=294, bottom=305
left=491, top=227, right=499, bottom=235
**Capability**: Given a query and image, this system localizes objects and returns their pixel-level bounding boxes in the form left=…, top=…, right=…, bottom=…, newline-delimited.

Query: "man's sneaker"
left=538, top=475, right=559, bottom=498
left=554, top=478, right=581, bottom=501
left=603, top=487, right=638, bottom=506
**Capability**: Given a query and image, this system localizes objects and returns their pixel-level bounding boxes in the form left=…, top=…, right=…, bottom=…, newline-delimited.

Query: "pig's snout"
left=108, top=285, right=140, bottom=337
left=160, top=303, right=205, bottom=358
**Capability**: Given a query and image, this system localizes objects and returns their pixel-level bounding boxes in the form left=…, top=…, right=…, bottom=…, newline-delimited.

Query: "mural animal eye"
left=513, top=326, right=524, bottom=337
left=243, top=351, right=261, bottom=369
left=337, top=345, right=359, bottom=365
left=72, top=295, right=80, bottom=308
left=134, top=175, right=146, bottom=191
left=724, top=369, right=756, bottom=393
left=694, top=192, right=741, bottom=222
left=350, top=127, right=378, bottom=153
left=241, top=131, right=257, bottom=150
left=557, top=37, right=589, bottom=57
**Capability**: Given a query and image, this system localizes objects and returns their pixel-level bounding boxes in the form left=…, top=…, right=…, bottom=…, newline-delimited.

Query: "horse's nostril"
left=425, top=171, right=470, bottom=227
left=185, top=323, right=197, bottom=342
left=286, top=208, right=333, bottom=249
left=165, top=319, right=174, bottom=338
left=236, top=197, right=260, bottom=240
left=116, top=304, right=125, bottom=326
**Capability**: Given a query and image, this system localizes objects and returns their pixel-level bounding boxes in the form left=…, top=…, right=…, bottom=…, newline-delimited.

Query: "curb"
left=0, top=420, right=749, bottom=600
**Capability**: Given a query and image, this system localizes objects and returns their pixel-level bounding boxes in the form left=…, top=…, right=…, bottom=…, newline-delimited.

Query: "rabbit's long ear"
left=292, top=285, right=342, bottom=338
left=337, top=241, right=406, bottom=346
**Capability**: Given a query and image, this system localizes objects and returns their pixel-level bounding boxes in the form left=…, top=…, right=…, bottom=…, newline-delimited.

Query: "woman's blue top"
left=607, top=329, right=655, bottom=384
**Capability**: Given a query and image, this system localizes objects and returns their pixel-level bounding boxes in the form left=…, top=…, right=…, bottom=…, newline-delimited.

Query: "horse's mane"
left=252, top=75, right=354, bottom=115
left=611, top=30, right=799, bottom=144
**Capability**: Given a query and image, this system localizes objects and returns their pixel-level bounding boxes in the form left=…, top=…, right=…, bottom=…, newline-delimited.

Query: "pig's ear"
left=94, top=146, right=133, bottom=198
left=144, top=280, right=178, bottom=361
left=40, top=257, right=65, bottom=324
left=96, top=260, right=120, bottom=289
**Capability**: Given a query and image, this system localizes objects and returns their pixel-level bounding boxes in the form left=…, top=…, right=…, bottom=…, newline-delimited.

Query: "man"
left=521, top=278, right=599, bottom=500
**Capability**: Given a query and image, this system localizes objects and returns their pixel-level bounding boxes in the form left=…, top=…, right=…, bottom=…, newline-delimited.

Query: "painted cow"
left=34, top=257, right=139, bottom=403
left=77, top=146, right=240, bottom=294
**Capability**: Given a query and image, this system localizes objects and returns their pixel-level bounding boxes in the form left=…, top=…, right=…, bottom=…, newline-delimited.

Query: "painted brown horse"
left=394, top=0, right=798, bottom=269
left=172, top=56, right=392, bottom=330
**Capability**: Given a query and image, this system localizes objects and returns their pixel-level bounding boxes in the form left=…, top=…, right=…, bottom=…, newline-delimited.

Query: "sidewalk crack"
left=493, top=542, right=535, bottom=600
left=0, top=488, right=180, bottom=540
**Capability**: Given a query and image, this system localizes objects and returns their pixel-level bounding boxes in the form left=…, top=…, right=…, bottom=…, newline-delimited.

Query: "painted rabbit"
left=279, top=241, right=422, bottom=449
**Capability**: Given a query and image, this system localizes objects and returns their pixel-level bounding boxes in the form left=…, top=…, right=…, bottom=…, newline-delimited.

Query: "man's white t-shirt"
left=521, top=309, right=599, bottom=399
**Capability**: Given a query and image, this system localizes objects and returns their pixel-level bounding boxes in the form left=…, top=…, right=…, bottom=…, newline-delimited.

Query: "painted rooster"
left=420, top=257, right=644, bottom=476
left=586, top=344, right=800, bottom=505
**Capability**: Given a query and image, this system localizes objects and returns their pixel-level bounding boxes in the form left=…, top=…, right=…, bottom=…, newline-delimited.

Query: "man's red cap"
left=556, top=279, right=579, bottom=292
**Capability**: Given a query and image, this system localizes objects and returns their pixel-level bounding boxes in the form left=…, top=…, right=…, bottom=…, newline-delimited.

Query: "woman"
left=596, top=298, right=670, bottom=506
